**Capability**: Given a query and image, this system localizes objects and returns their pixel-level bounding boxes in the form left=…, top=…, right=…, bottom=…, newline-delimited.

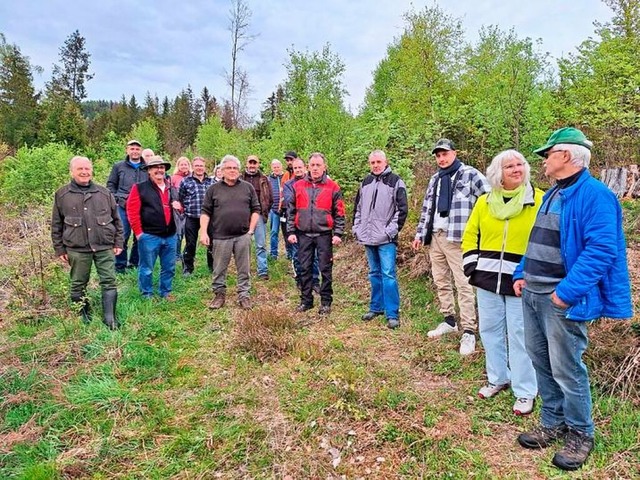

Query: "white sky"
left=0, top=0, right=613, bottom=119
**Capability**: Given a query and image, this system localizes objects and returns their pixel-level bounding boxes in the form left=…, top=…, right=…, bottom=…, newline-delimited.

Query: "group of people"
left=51, top=127, right=632, bottom=472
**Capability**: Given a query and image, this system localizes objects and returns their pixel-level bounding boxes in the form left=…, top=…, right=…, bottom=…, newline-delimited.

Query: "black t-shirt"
left=201, top=179, right=261, bottom=239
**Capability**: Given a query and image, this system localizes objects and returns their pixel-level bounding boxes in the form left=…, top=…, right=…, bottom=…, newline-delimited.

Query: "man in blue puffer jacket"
left=513, top=127, right=632, bottom=472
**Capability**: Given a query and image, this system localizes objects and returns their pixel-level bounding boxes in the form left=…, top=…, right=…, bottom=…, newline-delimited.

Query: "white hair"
left=271, top=159, right=282, bottom=167
left=220, top=154, right=241, bottom=170
left=485, top=149, right=530, bottom=190
left=69, top=156, right=91, bottom=170
left=555, top=143, right=591, bottom=168
left=369, top=149, right=387, bottom=161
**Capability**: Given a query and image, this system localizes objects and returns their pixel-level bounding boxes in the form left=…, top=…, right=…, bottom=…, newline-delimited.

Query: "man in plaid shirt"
left=178, top=157, right=214, bottom=276
left=412, top=139, right=490, bottom=355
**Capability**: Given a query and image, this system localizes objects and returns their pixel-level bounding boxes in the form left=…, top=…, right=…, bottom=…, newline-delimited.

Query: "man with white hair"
left=513, top=127, right=632, bottom=471
left=200, top=155, right=261, bottom=310
left=141, top=148, right=154, bottom=164
left=52, top=156, right=123, bottom=329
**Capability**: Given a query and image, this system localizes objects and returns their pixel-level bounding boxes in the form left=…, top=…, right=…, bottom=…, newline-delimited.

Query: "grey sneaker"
left=318, top=305, right=331, bottom=315
left=387, top=318, right=400, bottom=329
left=518, top=424, right=568, bottom=449
left=552, top=429, right=594, bottom=471
left=427, top=321, right=458, bottom=338
left=478, top=383, right=510, bottom=399
left=459, top=333, right=476, bottom=356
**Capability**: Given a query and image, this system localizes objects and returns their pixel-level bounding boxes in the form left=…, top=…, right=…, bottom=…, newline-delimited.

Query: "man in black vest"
left=126, top=156, right=177, bottom=300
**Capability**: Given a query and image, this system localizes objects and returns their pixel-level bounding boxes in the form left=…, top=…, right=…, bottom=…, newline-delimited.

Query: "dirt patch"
left=0, top=416, right=43, bottom=453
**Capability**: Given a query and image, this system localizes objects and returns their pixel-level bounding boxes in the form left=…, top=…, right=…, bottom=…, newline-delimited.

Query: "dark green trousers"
left=67, top=249, right=117, bottom=298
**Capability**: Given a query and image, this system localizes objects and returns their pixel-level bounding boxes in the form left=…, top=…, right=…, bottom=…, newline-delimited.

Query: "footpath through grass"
left=1, top=241, right=639, bottom=479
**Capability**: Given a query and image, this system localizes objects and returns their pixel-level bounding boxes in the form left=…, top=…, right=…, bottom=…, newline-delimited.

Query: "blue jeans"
left=522, top=289, right=593, bottom=436
left=115, top=206, right=138, bottom=270
left=477, top=288, right=537, bottom=399
left=269, top=211, right=280, bottom=258
left=365, top=243, right=400, bottom=319
left=253, top=216, right=268, bottom=276
left=137, top=233, right=177, bottom=298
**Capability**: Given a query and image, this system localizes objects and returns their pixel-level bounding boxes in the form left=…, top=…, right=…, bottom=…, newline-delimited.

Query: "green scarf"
left=487, top=184, right=526, bottom=220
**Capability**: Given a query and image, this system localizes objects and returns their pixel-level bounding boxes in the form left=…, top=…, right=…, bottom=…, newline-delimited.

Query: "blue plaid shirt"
left=415, top=163, right=490, bottom=244
left=179, top=174, right=214, bottom=218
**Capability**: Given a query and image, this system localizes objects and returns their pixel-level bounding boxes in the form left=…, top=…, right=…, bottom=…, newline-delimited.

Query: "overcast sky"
left=1, top=1, right=612, bottom=120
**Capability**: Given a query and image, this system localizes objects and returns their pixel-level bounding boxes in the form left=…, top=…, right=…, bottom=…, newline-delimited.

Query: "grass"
left=1, top=222, right=640, bottom=478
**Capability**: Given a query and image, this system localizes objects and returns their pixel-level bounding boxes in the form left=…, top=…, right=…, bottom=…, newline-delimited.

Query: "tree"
left=226, top=0, right=256, bottom=128
left=49, top=30, right=93, bottom=103
left=200, top=86, right=219, bottom=121
left=0, top=43, right=40, bottom=148
left=557, top=0, right=640, bottom=166
left=270, top=45, right=352, bottom=175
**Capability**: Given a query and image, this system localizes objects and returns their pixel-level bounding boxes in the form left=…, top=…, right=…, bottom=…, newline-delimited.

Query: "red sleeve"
left=126, top=184, right=143, bottom=236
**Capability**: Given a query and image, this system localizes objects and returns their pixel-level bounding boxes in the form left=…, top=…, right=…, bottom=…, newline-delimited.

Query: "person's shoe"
left=387, top=318, right=400, bottom=329
left=362, top=311, right=384, bottom=321
left=115, top=267, right=126, bottom=275
left=312, top=284, right=321, bottom=295
left=427, top=321, right=458, bottom=338
left=513, top=397, right=535, bottom=416
left=459, top=333, right=476, bottom=356
left=72, top=297, right=92, bottom=324
left=518, top=424, right=568, bottom=449
left=296, top=303, right=313, bottom=313
left=478, top=383, right=510, bottom=399
left=258, top=273, right=269, bottom=280
left=318, top=305, right=331, bottom=315
left=238, top=297, right=252, bottom=310
left=183, top=270, right=192, bottom=278
left=101, top=290, right=119, bottom=330
left=162, top=294, right=176, bottom=302
left=552, top=429, right=594, bottom=471
left=208, top=292, right=226, bottom=309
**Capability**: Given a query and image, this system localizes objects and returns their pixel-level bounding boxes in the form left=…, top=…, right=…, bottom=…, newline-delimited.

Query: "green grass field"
left=1, top=230, right=639, bottom=479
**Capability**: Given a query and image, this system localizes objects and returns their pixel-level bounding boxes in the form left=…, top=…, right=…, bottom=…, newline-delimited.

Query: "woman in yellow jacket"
left=462, top=149, right=544, bottom=416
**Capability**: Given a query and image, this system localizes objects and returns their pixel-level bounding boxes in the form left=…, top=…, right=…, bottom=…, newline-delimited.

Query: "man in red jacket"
left=287, top=153, right=345, bottom=315
left=126, top=156, right=177, bottom=300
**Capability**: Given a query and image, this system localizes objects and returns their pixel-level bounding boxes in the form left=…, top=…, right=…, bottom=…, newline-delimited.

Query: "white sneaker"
left=459, top=333, right=476, bottom=356
left=513, top=397, right=535, bottom=416
left=427, top=321, right=458, bottom=338
left=478, top=383, right=510, bottom=399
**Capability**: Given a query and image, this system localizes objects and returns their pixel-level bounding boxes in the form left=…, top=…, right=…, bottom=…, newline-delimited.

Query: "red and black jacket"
left=286, top=173, right=345, bottom=236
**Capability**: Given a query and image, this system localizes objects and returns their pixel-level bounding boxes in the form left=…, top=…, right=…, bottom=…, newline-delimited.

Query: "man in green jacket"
left=52, top=156, right=124, bottom=329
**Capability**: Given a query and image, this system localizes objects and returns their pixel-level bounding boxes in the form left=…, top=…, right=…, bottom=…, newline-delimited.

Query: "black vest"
left=138, top=180, right=176, bottom=237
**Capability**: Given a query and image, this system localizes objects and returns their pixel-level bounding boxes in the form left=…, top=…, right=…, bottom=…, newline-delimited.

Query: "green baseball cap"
left=534, top=127, right=593, bottom=157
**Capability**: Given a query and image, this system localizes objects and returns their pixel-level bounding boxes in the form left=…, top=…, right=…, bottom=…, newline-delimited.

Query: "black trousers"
left=183, top=216, right=213, bottom=272
left=297, top=232, right=333, bottom=307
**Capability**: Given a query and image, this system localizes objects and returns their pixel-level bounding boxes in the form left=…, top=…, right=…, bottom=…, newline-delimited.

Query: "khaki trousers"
left=428, top=231, right=476, bottom=332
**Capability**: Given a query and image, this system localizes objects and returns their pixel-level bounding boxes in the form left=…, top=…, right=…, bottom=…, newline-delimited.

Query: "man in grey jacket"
left=353, top=150, right=408, bottom=329
left=107, top=139, right=147, bottom=273
left=52, top=156, right=123, bottom=329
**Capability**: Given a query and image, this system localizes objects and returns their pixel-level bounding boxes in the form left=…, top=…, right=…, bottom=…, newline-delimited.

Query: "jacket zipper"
left=496, top=219, right=509, bottom=294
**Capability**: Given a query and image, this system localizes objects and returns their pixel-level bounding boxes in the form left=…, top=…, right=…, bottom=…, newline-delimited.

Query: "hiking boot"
left=296, top=303, right=313, bottom=313
left=478, top=383, right=510, bottom=399
left=208, top=292, right=226, bottom=309
left=513, top=397, right=535, bottom=416
left=518, top=424, right=568, bottom=449
left=258, top=273, right=269, bottom=281
left=552, top=429, right=594, bottom=471
left=387, top=318, right=400, bottom=329
left=318, top=305, right=331, bottom=315
left=362, top=311, right=383, bottom=321
left=427, top=321, right=458, bottom=338
left=238, top=296, right=252, bottom=310
left=459, top=333, right=476, bottom=356
left=183, top=269, right=192, bottom=278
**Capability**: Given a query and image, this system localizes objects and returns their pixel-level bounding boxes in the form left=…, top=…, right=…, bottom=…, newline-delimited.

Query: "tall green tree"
left=270, top=44, right=352, bottom=172
left=49, top=30, right=93, bottom=103
left=0, top=43, right=40, bottom=148
left=557, top=0, right=640, bottom=166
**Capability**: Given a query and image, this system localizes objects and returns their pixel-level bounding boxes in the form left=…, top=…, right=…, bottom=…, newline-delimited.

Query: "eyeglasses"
left=544, top=149, right=566, bottom=159
left=502, top=162, right=525, bottom=171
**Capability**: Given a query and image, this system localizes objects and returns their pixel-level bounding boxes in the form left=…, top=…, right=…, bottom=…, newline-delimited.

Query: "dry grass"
left=231, top=306, right=302, bottom=362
